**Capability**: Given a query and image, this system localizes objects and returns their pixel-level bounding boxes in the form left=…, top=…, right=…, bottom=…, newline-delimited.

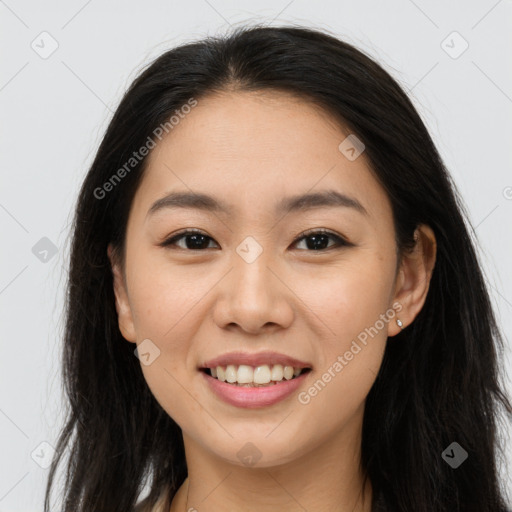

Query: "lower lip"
left=200, top=370, right=311, bottom=408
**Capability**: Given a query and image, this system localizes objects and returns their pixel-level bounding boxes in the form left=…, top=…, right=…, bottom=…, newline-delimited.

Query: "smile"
left=202, top=364, right=311, bottom=386
left=200, top=366, right=312, bottom=408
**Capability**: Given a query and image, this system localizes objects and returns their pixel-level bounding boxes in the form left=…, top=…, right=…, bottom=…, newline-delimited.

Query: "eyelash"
left=159, top=228, right=351, bottom=252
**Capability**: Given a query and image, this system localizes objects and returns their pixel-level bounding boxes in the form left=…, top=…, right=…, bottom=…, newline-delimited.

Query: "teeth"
left=283, top=365, right=294, bottom=380
left=208, top=364, right=307, bottom=385
left=225, top=365, right=237, bottom=383
left=237, top=365, right=254, bottom=384
left=253, top=365, right=271, bottom=384
left=271, top=364, right=283, bottom=381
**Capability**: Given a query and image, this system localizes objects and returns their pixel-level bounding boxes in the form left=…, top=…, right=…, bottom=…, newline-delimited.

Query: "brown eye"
left=292, top=229, right=350, bottom=251
left=160, top=229, right=218, bottom=250
left=160, top=228, right=351, bottom=252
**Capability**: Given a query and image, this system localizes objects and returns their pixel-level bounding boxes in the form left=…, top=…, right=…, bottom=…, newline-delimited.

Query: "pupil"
left=186, top=234, right=209, bottom=250
left=307, top=234, right=329, bottom=250
left=185, top=234, right=330, bottom=250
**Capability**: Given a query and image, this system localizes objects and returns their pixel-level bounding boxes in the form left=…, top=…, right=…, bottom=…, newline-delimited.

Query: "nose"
left=212, top=249, right=294, bottom=335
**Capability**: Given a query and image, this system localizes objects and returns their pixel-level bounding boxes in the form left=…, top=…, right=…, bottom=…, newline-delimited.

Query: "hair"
left=45, top=24, right=512, bottom=512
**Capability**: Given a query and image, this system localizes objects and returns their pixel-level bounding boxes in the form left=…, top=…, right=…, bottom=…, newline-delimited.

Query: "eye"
left=292, top=228, right=350, bottom=251
left=160, top=229, right=353, bottom=252
left=160, top=228, right=351, bottom=252
left=160, top=229, right=218, bottom=250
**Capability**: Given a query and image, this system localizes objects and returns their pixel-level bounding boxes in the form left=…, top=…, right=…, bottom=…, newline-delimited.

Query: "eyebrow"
left=146, top=189, right=368, bottom=218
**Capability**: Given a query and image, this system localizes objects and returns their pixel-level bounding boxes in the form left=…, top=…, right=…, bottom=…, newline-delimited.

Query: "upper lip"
left=200, top=351, right=312, bottom=370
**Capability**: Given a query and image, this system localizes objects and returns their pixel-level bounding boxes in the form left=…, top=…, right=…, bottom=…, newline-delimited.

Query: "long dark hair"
left=45, top=24, right=512, bottom=512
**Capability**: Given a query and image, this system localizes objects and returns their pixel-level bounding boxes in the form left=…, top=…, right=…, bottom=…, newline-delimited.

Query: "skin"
left=108, top=90, right=436, bottom=512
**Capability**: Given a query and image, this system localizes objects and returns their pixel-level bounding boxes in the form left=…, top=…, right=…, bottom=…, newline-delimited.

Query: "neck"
left=170, top=409, right=372, bottom=512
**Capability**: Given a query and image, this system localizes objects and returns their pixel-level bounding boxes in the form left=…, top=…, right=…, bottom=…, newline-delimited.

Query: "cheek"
left=297, top=267, right=390, bottom=425
left=127, top=255, right=205, bottom=339
left=292, top=254, right=393, bottom=409
left=125, top=254, right=215, bottom=405
left=295, top=255, right=395, bottom=342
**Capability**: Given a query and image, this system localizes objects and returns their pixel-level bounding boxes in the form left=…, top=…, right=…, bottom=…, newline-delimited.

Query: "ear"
left=107, top=244, right=137, bottom=343
left=388, top=224, right=437, bottom=336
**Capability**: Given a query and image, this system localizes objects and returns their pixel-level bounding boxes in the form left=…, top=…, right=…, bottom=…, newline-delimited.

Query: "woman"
left=45, top=25, right=512, bottom=512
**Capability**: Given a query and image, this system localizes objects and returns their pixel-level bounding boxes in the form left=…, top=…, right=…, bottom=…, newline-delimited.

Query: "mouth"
left=199, top=364, right=313, bottom=408
left=199, top=364, right=313, bottom=387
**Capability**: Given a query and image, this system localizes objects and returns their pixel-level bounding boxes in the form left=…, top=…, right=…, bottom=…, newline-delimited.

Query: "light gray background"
left=1, top=1, right=511, bottom=510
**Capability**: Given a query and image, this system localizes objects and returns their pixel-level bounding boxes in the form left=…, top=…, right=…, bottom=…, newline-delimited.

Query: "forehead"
left=131, top=90, right=393, bottom=224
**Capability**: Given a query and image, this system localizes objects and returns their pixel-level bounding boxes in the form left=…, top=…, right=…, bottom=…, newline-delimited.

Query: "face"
left=109, top=90, right=434, bottom=468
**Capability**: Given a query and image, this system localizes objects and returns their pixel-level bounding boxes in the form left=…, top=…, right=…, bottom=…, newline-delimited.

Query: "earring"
left=396, top=318, right=404, bottom=329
